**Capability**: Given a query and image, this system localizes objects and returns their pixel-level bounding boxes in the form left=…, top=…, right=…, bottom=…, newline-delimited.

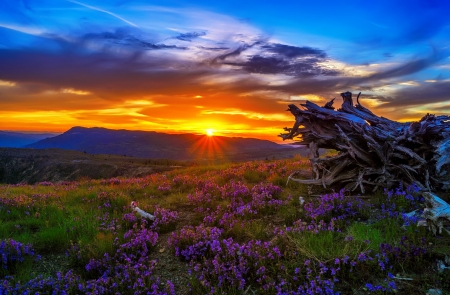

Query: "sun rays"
left=189, top=133, right=230, bottom=162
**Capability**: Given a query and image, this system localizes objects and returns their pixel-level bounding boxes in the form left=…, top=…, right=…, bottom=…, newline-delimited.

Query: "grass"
left=288, top=230, right=352, bottom=261
left=347, top=222, right=384, bottom=251
left=0, top=156, right=449, bottom=294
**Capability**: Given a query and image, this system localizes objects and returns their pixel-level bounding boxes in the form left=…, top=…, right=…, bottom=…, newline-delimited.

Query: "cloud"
left=0, top=23, right=45, bottom=36
left=378, top=81, right=450, bottom=108
left=229, top=55, right=339, bottom=77
left=214, top=41, right=340, bottom=77
left=83, top=28, right=188, bottom=50
left=254, top=48, right=450, bottom=99
left=365, top=48, right=447, bottom=81
left=261, top=43, right=327, bottom=59
left=67, top=0, right=138, bottom=27
left=0, top=32, right=446, bottom=114
left=197, top=46, right=230, bottom=51
left=175, top=31, right=206, bottom=41
left=211, top=39, right=264, bottom=63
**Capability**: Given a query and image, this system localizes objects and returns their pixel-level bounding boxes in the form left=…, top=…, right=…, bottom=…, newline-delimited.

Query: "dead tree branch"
left=280, top=91, right=450, bottom=193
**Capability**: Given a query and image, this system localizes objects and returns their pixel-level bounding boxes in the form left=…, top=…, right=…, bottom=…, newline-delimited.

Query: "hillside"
left=26, top=127, right=304, bottom=161
left=0, top=148, right=182, bottom=184
left=0, top=157, right=448, bottom=294
left=0, top=131, right=59, bottom=147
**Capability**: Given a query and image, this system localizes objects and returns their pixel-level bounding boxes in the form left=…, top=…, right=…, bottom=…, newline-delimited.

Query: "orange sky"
left=0, top=75, right=446, bottom=144
left=0, top=81, right=297, bottom=142
left=1, top=1, right=450, bottom=143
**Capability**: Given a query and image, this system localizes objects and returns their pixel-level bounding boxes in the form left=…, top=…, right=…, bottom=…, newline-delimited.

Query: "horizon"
left=1, top=0, right=450, bottom=143
left=0, top=126, right=304, bottom=145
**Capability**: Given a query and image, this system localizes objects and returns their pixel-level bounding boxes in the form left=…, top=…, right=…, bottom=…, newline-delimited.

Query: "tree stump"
left=280, top=91, right=450, bottom=193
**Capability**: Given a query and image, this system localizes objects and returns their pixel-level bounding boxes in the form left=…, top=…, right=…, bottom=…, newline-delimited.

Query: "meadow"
left=1, top=155, right=449, bottom=294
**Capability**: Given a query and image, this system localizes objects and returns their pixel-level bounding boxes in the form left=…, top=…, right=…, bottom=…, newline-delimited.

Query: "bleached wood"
left=131, top=201, right=155, bottom=220
left=422, top=192, right=450, bottom=235
left=280, top=91, right=450, bottom=192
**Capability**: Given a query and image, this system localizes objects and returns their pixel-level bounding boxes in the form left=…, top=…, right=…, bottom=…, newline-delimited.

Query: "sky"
left=1, top=0, right=450, bottom=143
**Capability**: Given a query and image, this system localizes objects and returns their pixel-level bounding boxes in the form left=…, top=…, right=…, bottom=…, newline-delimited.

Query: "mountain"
left=26, top=127, right=305, bottom=161
left=0, top=131, right=59, bottom=148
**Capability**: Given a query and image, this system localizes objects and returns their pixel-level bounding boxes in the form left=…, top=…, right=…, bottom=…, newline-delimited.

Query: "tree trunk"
left=280, top=91, right=450, bottom=193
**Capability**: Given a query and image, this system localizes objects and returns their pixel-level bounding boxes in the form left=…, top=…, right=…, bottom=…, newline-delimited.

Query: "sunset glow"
left=1, top=1, right=449, bottom=142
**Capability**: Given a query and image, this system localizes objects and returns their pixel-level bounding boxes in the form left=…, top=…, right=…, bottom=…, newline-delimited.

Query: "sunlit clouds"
left=1, top=0, right=450, bottom=142
left=0, top=80, right=16, bottom=87
left=61, top=88, right=91, bottom=95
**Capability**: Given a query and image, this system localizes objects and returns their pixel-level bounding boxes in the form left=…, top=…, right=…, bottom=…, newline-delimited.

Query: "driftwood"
left=280, top=91, right=450, bottom=193
left=422, top=192, right=450, bottom=235
left=131, top=201, right=155, bottom=220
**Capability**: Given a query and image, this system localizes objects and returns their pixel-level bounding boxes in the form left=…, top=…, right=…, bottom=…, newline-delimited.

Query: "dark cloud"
left=83, top=28, right=187, bottom=50
left=261, top=43, right=327, bottom=59
left=175, top=31, right=206, bottom=41
left=257, top=48, right=449, bottom=98
left=211, top=38, right=266, bottom=63
left=234, top=56, right=288, bottom=74
left=0, top=44, right=209, bottom=101
left=211, top=42, right=253, bottom=63
left=377, top=81, right=450, bottom=108
left=0, top=24, right=448, bottom=116
left=221, top=42, right=338, bottom=77
left=197, top=46, right=230, bottom=51
left=226, top=55, right=339, bottom=77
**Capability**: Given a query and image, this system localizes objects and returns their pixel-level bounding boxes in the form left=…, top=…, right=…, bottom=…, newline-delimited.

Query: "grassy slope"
left=0, top=155, right=449, bottom=294
left=0, top=148, right=185, bottom=184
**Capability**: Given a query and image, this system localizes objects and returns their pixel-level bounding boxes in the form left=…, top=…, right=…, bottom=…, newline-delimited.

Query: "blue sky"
left=0, top=0, right=449, bottom=141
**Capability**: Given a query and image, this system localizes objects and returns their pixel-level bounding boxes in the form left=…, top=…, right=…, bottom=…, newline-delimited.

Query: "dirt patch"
left=151, top=234, right=191, bottom=294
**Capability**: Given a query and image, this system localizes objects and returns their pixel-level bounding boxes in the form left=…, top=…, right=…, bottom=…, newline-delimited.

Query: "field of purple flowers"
left=1, top=156, right=449, bottom=294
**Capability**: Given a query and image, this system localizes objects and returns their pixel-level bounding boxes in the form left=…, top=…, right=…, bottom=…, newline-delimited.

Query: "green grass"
left=287, top=230, right=370, bottom=262
left=0, top=157, right=448, bottom=294
left=243, top=170, right=268, bottom=183
left=347, top=222, right=384, bottom=251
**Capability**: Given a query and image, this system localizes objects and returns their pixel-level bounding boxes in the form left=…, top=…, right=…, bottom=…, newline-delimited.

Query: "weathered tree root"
left=280, top=91, right=450, bottom=193
left=422, top=192, right=450, bottom=235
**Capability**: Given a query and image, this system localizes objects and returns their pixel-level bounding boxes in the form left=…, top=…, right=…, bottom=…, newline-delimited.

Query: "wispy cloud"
left=67, top=0, right=138, bottom=27
left=0, top=23, right=44, bottom=36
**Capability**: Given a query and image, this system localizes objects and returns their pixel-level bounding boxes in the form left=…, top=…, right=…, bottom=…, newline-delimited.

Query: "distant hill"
left=0, top=148, right=182, bottom=184
left=0, top=131, right=58, bottom=147
left=26, top=127, right=306, bottom=161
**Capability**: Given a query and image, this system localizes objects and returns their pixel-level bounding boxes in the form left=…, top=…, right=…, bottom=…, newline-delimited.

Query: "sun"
left=206, top=129, right=214, bottom=136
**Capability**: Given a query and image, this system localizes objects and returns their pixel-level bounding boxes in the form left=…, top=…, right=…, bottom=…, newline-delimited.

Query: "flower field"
left=1, top=156, right=449, bottom=294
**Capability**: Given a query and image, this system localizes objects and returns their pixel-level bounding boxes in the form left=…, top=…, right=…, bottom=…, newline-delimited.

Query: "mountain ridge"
left=26, top=126, right=301, bottom=161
